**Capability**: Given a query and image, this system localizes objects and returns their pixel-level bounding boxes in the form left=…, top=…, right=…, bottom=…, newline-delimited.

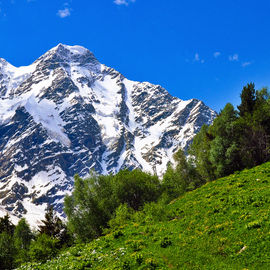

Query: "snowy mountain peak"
left=0, top=44, right=216, bottom=227
left=36, top=43, right=99, bottom=67
left=0, top=57, right=7, bottom=66
left=54, top=43, right=91, bottom=55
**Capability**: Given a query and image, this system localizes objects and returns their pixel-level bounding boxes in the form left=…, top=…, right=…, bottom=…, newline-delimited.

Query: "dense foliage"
left=162, top=149, right=203, bottom=201
left=18, top=161, right=270, bottom=269
left=190, top=83, right=270, bottom=180
left=0, top=207, right=69, bottom=269
left=64, top=169, right=161, bottom=241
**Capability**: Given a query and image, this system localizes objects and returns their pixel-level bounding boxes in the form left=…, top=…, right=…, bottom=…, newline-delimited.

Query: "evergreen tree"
left=38, top=205, right=71, bottom=247
left=237, top=82, right=256, bottom=117
left=0, top=231, right=15, bottom=269
left=238, top=87, right=270, bottom=166
left=0, top=213, right=15, bottom=235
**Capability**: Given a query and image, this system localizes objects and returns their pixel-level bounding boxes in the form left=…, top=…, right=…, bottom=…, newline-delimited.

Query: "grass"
left=18, top=162, right=270, bottom=269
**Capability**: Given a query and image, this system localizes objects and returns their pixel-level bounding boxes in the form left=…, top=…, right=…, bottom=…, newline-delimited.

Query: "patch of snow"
left=24, top=96, right=71, bottom=146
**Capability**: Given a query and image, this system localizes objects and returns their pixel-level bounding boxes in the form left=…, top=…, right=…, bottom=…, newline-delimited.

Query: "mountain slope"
left=0, top=44, right=216, bottom=225
left=19, top=161, right=270, bottom=269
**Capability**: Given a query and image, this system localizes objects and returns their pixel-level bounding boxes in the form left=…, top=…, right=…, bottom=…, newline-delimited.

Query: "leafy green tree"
left=64, top=173, right=114, bottom=241
left=14, top=218, right=33, bottom=265
left=112, top=169, right=161, bottom=211
left=14, top=218, right=33, bottom=250
left=108, top=204, right=135, bottom=230
left=163, top=149, right=203, bottom=200
left=162, top=163, right=185, bottom=200
left=65, top=169, right=161, bottom=242
left=208, top=103, right=242, bottom=177
left=189, top=125, right=215, bottom=181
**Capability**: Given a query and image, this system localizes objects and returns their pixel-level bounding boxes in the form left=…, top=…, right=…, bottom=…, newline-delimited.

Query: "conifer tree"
left=38, top=205, right=64, bottom=239
left=0, top=213, right=15, bottom=235
left=0, top=231, right=15, bottom=269
left=237, top=82, right=256, bottom=117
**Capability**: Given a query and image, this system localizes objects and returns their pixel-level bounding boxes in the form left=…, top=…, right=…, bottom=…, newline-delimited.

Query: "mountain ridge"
left=0, top=44, right=216, bottom=226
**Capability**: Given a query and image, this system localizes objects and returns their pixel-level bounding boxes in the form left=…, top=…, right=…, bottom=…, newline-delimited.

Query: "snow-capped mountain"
left=0, top=44, right=216, bottom=226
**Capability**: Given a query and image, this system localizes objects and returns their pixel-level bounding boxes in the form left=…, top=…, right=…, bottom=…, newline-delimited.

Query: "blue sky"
left=0, top=0, right=270, bottom=111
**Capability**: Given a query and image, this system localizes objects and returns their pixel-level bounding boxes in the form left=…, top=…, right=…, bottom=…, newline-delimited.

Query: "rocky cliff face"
left=0, top=44, right=216, bottom=225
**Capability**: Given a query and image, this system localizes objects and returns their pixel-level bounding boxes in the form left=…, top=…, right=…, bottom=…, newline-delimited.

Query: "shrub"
left=29, top=234, right=59, bottom=262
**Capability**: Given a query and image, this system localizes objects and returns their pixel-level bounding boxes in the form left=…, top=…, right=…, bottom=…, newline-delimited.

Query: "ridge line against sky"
left=0, top=0, right=270, bottom=111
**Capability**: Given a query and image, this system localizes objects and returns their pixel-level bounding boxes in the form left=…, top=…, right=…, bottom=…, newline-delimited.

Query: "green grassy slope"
left=19, top=162, right=270, bottom=269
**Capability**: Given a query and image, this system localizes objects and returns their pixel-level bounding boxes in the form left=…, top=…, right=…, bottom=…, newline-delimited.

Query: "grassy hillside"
left=19, top=162, right=270, bottom=269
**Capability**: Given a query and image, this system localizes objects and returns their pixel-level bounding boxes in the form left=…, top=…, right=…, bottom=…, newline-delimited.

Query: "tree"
left=14, top=218, right=33, bottom=250
left=112, top=169, right=161, bottom=211
left=237, top=82, right=256, bottom=117
left=64, top=173, right=113, bottom=241
left=0, top=232, right=15, bottom=269
left=38, top=205, right=70, bottom=247
left=39, top=206, right=61, bottom=238
left=162, top=163, right=185, bottom=200
left=189, top=84, right=270, bottom=181
left=189, top=124, right=215, bottom=181
left=208, top=103, right=242, bottom=177
left=0, top=213, right=15, bottom=235
left=64, top=169, right=161, bottom=242
left=14, top=218, right=33, bottom=265
left=238, top=87, right=270, bottom=166
left=162, top=149, right=204, bottom=201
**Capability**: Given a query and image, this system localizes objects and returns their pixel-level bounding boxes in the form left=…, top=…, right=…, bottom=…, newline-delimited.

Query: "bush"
left=108, top=204, right=135, bottom=229
left=142, top=201, right=171, bottom=223
left=29, top=234, right=59, bottom=262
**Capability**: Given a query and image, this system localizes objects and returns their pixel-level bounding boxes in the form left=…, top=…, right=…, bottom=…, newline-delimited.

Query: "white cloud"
left=57, top=7, right=71, bottom=18
left=242, top=62, right=251, bottom=67
left=229, top=54, right=239, bottom=62
left=214, top=52, right=221, bottom=58
left=194, top=53, right=204, bottom=63
left=114, top=0, right=136, bottom=6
